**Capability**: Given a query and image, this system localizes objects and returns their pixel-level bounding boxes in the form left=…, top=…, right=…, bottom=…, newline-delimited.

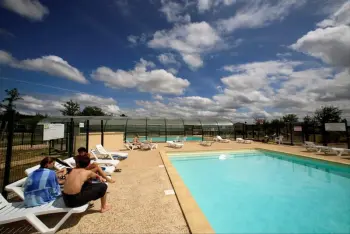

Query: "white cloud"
left=217, top=0, right=305, bottom=33
left=181, top=53, right=203, bottom=69
left=148, top=21, right=221, bottom=69
left=91, top=58, right=190, bottom=95
left=127, top=35, right=138, bottom=45
left=157, top=53, right=178, bottom=65
left=16, top=93, right=121, bottom=116
left=291, top=25, right=350, bottom=70
left=167, top=68, right=178, bottom=75
left=159, top=0, right=191, bottom=23
left=127, top=33, right=148, bottom=46
left=1, top=0, right=49, bottom=21
left=153, top=94, right=164, bottom=100
left=222, top=60, right=299, bottom=91
left=317, top=1, right=350, bottom=28
left=0, top=50, right=88, bottom=83
left=291, top=2, right=350, bottom=70
left=197, top=0, right=236, bottom=13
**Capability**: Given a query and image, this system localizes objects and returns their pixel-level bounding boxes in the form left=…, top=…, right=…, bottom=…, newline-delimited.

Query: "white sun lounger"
left=200, top=141, right=214, bottom=146
left=215, top=136, right=230, bottom=143
left=243, top=140, right=253, bottom=144
left=124, top=141, right=139, bottom=150
left=95, top=144, right=128, bottom=159
left=0, top=194, right=88, bottom=234
left=25, top=160, right=74, bottom=176
left=275, top=136, right=284, bottom=144
left=64, top=155, right=116, bottom=176
left=167, top=141, right=184, bottom=148
left=235, top=138, right=244, bottom=143
left=322, top=147, right=350, bottom=156
left=89, top=150, right=120, bottom=167
left=4, top=177, right=27, bottom=200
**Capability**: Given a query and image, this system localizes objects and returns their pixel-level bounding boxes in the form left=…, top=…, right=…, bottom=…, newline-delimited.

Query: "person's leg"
left=78, top=182, right=110, bottom=212
left=88, top=163, right=115, bottom=183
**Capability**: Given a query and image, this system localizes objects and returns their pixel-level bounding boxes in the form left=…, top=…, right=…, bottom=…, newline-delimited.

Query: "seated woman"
left=23, top=157, right=61, bottom=207
left=77, top=147, right=115, bottom=183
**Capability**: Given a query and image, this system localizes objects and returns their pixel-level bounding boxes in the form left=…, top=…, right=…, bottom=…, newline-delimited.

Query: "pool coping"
left=161, top=146, right=350, bottom=234
left=160, top=150, right=215, bottom=234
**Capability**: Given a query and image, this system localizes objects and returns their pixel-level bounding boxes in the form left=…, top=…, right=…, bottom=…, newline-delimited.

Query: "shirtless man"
left=77, top=147, right=115, bottom=183
left=62, top=155, right=111, bottom=213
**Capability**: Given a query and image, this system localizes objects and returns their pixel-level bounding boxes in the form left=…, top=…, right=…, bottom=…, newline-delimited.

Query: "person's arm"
left=88, top=170, right=103, bottom=182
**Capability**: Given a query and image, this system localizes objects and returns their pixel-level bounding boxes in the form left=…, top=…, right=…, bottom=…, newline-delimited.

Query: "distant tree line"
left=60, top=99, right=127, bottom=117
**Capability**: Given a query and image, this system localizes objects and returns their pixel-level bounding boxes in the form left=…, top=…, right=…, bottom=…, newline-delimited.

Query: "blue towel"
left=23, top=168, right=61, bottom=207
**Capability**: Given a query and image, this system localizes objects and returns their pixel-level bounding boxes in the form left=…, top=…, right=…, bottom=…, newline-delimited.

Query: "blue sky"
left=0, top=0, right=349, bottom=121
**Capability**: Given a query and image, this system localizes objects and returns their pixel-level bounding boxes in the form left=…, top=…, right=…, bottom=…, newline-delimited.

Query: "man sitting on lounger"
left=63, top=155, right=111, bottom=213
left=23, top=157, right=62, bottom=207
left=77, top=147, right=115, bottom=183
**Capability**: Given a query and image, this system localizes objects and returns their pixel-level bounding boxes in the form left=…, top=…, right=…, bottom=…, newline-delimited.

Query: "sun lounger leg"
left=26, top=209, right=76, bottom=234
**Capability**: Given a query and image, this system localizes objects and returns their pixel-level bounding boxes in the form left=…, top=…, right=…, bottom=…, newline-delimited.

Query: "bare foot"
left=106, top=177, right=115, bottom=183
left=101, top=204, right=111, bottom=213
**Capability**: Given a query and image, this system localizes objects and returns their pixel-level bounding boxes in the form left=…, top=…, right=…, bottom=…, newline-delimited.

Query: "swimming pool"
left=169, top=150, right=350, bottom=233
left=126, top=136, right=202, bottom=142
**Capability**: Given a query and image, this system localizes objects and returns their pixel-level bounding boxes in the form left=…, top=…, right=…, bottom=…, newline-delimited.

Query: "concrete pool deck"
left=1, top=141, right=349, bottom=233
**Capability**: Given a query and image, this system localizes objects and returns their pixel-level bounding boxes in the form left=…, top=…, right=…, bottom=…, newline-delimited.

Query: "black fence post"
left=2, top=110, right=15, bottom=197
left=252, top=125, right=255, bottom=139
left=345, top=120, right=350, bottom=149
left=313, top=123, right=316, bottom=143
left=100, top=120, right=104, bottom=146
left=234, top=125, right=236, bottom=140
left=301, top=123, right=305, bottom=143
left=145, top=118, right=148, bottom=140
left=86, top=120, right=89, bottom=150
left=290, top=123, right=294, bottom=146
left=244, top=122, right=247, bottom=139
left=69, top=118, right=74, bottom=158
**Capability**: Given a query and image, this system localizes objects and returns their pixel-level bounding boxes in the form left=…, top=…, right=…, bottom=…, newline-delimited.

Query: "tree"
left=0, top=88, right=22, bottom=134
left=314, top=106, right=342, bottom=124
left=81, top=106, right=106, bottom=116
left=60, top=100, right=80, bottom=116
left=303, top=115, right=314, bottom=124
left=314, top=106, right=342, bottom=146
left=282, top=114, right=298, bottom=123
left=120, top=113, right=127, bottom=117
left=0, top=88, right=22, bottom=111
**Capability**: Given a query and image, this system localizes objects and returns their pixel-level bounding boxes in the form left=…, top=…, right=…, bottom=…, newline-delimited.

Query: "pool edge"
left=160, top=150, right=215, bottom=234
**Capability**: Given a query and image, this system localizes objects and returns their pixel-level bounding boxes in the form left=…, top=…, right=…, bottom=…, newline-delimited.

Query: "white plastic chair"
left=0, top=194, right=88, bottom=233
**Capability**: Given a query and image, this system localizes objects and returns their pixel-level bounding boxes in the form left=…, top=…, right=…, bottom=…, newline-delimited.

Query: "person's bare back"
left=63, top=168, right=92, bottom=194
left=62, top=155, right=110, bottom=213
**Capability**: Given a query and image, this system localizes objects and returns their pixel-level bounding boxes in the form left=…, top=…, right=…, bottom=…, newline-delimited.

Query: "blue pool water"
left=126, top=136, right=202, bottom=142
left=169, top=150, right=350, bottom=233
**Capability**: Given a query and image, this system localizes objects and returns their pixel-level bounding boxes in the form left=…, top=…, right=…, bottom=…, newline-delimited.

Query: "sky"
left=0, top=0, right=349, bottom=122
